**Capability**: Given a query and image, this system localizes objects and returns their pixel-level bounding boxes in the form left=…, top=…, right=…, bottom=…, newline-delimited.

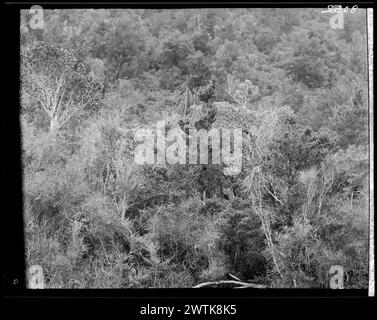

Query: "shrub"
left=217, top=202, right=267, bottom=280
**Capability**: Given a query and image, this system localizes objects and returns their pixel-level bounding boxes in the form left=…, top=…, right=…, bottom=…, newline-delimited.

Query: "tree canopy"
left=21, top=8, right=369, bottom=289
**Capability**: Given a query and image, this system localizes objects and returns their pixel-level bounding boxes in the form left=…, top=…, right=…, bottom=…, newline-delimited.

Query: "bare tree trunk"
left=49, top=117, right=59, bottom=133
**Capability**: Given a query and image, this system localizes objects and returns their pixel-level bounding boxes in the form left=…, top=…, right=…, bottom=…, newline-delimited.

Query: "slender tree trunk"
left=49, top=117, right=58, bottom=133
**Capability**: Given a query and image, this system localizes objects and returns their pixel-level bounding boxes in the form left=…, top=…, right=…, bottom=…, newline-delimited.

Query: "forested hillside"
left=20, top=8, right=369, bottom=288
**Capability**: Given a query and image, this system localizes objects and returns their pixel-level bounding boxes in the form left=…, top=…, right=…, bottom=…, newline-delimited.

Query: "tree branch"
left=193, top=280, right=267, bottom=289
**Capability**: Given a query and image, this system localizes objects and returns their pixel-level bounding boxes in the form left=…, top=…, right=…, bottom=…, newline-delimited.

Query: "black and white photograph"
left=9, top=4, right=374, bottom=294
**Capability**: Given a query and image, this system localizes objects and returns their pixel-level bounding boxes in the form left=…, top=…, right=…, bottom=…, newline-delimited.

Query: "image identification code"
left=140, top=304, right=237, bottom=317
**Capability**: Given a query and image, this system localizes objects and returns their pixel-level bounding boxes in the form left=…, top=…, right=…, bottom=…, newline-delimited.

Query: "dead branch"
left=266, top=188, right=284, bottom=206
left=228, top=273, right=241, bottom=281
left=193, top=280, right=267, bottom=289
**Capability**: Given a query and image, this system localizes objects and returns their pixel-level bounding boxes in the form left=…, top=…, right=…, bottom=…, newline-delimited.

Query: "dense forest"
left=20, top=8, right=369, bottom=288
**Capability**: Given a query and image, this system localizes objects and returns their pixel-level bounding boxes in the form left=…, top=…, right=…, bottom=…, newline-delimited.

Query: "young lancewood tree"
left=21, top=41, right=103, bottom=133
left=173, top=76, right=198, bottom=116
